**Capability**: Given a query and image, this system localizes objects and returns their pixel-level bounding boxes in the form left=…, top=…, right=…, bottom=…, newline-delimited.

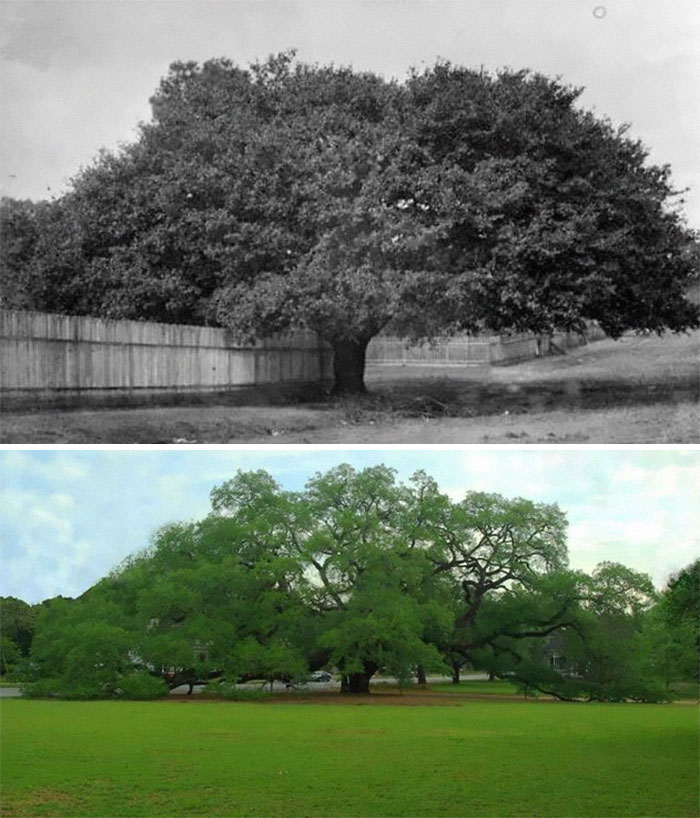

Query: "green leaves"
left=22, top=467, right=697, bottom=700
left=226, top=637, right=307, bottom=685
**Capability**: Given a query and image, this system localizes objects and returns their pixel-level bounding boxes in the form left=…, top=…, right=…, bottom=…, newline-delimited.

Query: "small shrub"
left=22, top=678, right=62, bottom=698
left=617, top=679, right=669, bottom=703
left=23, top=677, right=121, bottom=700
left=669, top=680, right=700, bottom=700
left=61, top=682, right=110, bottom=700
left=117, top=672, right=168, bottom=700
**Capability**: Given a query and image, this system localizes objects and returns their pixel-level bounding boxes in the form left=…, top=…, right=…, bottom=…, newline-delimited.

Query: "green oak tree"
left=105, top=512, right=311, bottom=692
left=24, top=465, right=684, bottom=701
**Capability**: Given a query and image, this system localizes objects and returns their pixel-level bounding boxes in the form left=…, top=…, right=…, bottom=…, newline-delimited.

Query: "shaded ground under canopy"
left=1, top=330, right=698, bottom=443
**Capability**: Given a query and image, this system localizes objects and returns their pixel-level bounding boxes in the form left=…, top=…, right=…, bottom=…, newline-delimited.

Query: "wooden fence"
left=0, top=309, right=605, bottom=410
left=0, top=310, right=333, bottom=409
left=366, top=325, right=604, bottom=367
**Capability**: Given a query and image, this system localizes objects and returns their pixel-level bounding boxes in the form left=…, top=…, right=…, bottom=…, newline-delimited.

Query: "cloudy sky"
left=0, top=447, right=698, bottom=603
left=1, top=0, right=699, bottom=227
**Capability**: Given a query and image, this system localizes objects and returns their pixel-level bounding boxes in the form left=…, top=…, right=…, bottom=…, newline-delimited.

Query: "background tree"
left=0, top=199, right=41, bottom=310
left=0, top=596, right=39, bottom=675
left=26, top=593, right=137, bottom=698
left=642, top=559, right=700, bottom=689
left=2, top=54, right=697, bottom=393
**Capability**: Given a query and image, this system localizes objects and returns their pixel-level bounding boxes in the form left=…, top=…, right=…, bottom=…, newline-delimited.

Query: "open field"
left=1, top=330, right=698, bottom=443
left=2, top=695, right=698, bottom=817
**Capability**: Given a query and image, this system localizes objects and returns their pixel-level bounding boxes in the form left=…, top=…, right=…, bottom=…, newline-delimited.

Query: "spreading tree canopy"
left=2, top=52, right=698, bottom=392
left=22, top=465, right=694, bottom=702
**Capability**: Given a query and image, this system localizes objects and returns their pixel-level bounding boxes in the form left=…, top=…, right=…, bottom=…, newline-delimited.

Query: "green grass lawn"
left=1, top=698, right=697, bottom=817
left=430, top=678, right=700, bottom=701
left=431, top=680, right=522, bottom=696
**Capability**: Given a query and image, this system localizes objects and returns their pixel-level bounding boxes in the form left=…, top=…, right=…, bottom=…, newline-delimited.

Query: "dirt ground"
left=2, top=330, right=698, bottom=443
left=168, top=687, right=699, bottom=706
left=168, top=688, right=549, bottom=707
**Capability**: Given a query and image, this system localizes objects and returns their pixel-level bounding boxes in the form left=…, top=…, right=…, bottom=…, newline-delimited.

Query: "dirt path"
left=2, top=331, right=698, bottom=443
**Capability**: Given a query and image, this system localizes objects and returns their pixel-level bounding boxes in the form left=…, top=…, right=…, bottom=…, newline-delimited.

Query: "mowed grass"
left=2, top=698, right=698, bottom=817
left=431, top=678, right=700, bottom=700
left=431, top=680, right=522, bottom=695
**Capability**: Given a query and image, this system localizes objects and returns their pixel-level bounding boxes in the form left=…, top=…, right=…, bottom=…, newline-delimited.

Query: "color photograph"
left=1, top=448, right=698, bottom=816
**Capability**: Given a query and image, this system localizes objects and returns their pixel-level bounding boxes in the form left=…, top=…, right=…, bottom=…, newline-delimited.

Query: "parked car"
left=308, top=671, right=332, bottom=682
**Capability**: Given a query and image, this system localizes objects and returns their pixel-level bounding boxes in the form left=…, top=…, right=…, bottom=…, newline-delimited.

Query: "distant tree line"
left=1, top=52, right=698, bottom=393
left=7, top=466, right=698, bottom=702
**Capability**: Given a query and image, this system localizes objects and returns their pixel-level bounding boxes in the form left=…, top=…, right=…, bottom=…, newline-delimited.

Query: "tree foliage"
left=643, top=559, right=700, bottom=686
left=22, top=465, right=692, bottom=702
left=2, top=53, right=698, bottom=392
left=0, top=596, right=39, bottom=675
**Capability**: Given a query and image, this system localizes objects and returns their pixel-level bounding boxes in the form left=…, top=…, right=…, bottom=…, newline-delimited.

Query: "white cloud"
left=47, top=492, right=76, bottom=511
left=0, top=487, right=36, bottom=515
left=0, top=450, right=89, bottom=483
left=40, top=457, right=90, bottom=482
left=613, top=463, right=700, bottom=500
left=27, top=506, right=73, bottom=545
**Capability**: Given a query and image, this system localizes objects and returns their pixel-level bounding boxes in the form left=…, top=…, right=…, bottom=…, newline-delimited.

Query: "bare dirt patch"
left=3, top=787, right=75, bottom=816
left=2, top=331, right=698, bottom=443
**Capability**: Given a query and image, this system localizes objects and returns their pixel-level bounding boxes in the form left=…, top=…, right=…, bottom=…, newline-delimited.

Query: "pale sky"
left=1, top=0, right=699, bottom=227
left=0, top=447, right=698, bottom=604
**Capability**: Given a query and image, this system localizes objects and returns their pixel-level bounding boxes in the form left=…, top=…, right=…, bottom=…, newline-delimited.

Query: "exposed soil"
left=167, top=688, right=551, bottom=706
left=167, top=687, right=700, bottom=707
left=2, top=331, right=698, bottom=443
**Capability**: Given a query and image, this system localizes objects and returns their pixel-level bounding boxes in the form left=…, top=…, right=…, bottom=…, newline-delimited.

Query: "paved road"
left=0, top=675, right=490, bottom=698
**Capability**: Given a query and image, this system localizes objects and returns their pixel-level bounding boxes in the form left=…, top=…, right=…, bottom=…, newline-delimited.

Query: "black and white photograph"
left=0, top=0, right=698, bottom=442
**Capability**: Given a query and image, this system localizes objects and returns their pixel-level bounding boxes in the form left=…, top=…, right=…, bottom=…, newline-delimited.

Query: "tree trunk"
left=451, top=663, right=461, bottom=685
left=340, top=662, right=377, bottom=694
left=331, top=338, right=369, bottom=395
left=416, top=665, right=427, bottom=686
left=345, top=672, right=372, bottom=693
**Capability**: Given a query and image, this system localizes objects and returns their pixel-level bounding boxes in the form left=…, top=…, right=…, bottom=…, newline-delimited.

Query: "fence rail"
left=367, top=325, right=604, bottom=367
left=0, top=310, right=332, bottom=407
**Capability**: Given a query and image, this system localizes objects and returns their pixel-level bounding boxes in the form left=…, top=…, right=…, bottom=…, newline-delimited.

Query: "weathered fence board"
left=0, top=310, right=332, bottom=408
left=1, top=309, right=604, bottom=410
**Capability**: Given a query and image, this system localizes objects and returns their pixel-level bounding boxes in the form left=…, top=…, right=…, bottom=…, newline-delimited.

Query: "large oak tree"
left=2, top=53, right=698, bottom=393
left=24, top=465, right=687, bottom=703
